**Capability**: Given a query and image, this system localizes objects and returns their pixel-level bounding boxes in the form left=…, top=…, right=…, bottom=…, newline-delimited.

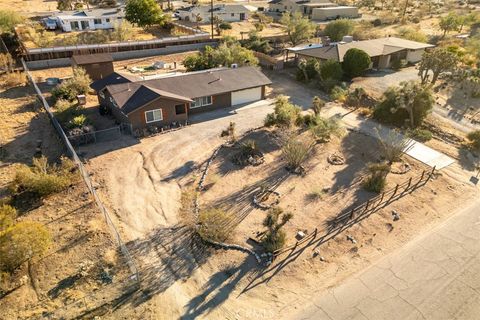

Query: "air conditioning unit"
left=231, top=63, right=238, bottom=69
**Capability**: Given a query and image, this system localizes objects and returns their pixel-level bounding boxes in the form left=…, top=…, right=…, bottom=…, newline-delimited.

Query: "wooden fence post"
left=426, top=165, right=436, bottom=182
left=406, top=177, right=412, bottom=190
left=365, top=199, right=370, bottom=211
left=350, top=208, right=355, bottom=219
left=390, top=184, right=399, bottom=200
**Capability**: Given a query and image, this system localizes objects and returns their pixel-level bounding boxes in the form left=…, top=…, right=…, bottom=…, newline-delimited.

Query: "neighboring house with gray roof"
left=269, top=0, right=336, bottom=16
left=288, top=37, right=434, bottom=70
left=91, top=67, right=271, bottom=130
left=177, top=4, right=256, bottom=23
left=49, top=7, right=125, bottom=32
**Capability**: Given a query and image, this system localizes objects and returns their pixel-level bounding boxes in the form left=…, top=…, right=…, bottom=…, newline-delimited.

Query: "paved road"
left=293, top=198, right=480, bottom=320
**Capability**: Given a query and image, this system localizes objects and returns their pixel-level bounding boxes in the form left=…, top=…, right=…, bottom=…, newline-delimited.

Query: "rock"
left=296, top=231, right=305, bottom=240
left=392, top=210, right=400, bottom=221
left=320, top=256, right=326, bottom=262
left=346, top=235, right=356, bottom=244
left=313, top=250, right=319, bottom=257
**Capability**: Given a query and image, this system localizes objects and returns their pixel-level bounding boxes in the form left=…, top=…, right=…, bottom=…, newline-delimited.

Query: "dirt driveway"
left=350, top=66, right=419, bottom=99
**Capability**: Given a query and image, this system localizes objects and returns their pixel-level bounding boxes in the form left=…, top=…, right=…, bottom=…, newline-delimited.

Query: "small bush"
left=0, top=221, right=51, bottom=272
left=363, top=162, right=390, bottom=193
left=0, top=205, right=16, bottom=232
left=69, top=114, right=88, bottom=128
left=1, top=72, right=26, bottom=88
left=282, top=137, right=314, bottom=170
left=320, top=78, right=341, bottom=93
left=408, top=129, right=433, bottom=142
left=467, top=130, right=480, bottom=152
left=262, top=207, right=293, bottom=253
left=309, top=116, right=344, bottom=142
left=330, top=85, right=348, bottom=102
left=319, top=59, right=343, bottom=82
left=264, top=95, right=302, bottom=128
left=371, top=18, right=382, bottom=27
left=54, top=99, right=83, bottom=126
left=376, top=128, right=409, bottom=164
left=10, top=156, right=78, bottom=197
left=197, top=208, right=231, bottom=242
left=306, top=187, right=326, bottom=202
left=52, top=68, right=91, bottom=102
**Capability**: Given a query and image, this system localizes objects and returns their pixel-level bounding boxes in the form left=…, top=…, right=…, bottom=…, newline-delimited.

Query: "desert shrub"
left=323, top=19, right=354, bottom=42
left=0, top=205, right=16, bottom=232
left=0, top=10, right=24, bottom=34
left=310, top=116, right=344, bottom=143
left=264, top=95, right=302, bottom=128
left=345, top=87, right=367, bottom=108
left=397, top=27, right=428, bottom=43
left=363, top=162, right=390, bottom=193
left=51, top=68, right=91, bottom=102
left=69, top=114, right=88, bottom=128
left=467, top=130, right=480, bottom=153
left=261, top=207, right=293, bottom=253
left=330, top=85, right=348, bottom=102
left=311, top=96, right=325, bottom=116
left=306, top=187, right=326, bottom=202
left=10, top=156, right=78, bottom=197
left=342, top=48, right=371, bottom=78
left=319, top=59, right=343, bottom=82
left=408, top=128, right=433, bottom=142
left=376, top=128, right=409, bottom=164
left=0, top=221, right=51, bottom=272
left=220, top=121, right=236, bottom=142
left=1, top=72, right=26, bottom=88
left=197, top=208, right=231, bottom=242
left=371, top=18, right=382, bottom=27
left=54, top=99, right=82, bottom=125
left=282, top=137, right=314, bottom=170
left=296, top=58, right=320, bottom=82
left=357, top=107, right=372, bottom=117
left=320, top=78, right=341, bottom=93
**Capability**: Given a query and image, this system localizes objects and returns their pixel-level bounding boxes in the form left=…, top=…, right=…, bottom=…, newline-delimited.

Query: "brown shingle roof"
left=90, top=72, right=141, bottom=91
left=72, top=53, right=113, bottom=65
left=106, top=67, right=271, bottom=114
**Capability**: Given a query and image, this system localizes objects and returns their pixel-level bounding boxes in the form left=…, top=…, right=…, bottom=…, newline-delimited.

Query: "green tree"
left=373, top=81, right=434, bottom=128
left=218, top=22, right=232, bottom=34
left=467, top=130, right=480, bottom=153
left=418, top=48, right=458, bottom=85
left=296, top=58, right=319, bottom=82
left=211, top=16, right=223, bottom=36
left=52, top=67, right=91, bottom=102
left=262, top=207, right=293, bottom=252
left=342, top=48, right=371, bottom=78
left=439, top=12, right=460, bottom=38
left=0, top=221, right=51, bottom=272
left=243, top=31, right=272, bottom=54
left=111, top=20, right=134, bottom=41
left=252, top=12, right=273, bottom=32
left=319, top=59, right=343, bottom=81
left=0, top=10, right=24, bottom=34
left=324, top=19, right=354, bottom=42
left=279, top=12, right=316, bottom=46
left=125, top=0, right=168, bottom=28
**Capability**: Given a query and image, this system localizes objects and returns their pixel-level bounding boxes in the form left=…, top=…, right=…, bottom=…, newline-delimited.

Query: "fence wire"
left=21, top=58, right=139, bottom=281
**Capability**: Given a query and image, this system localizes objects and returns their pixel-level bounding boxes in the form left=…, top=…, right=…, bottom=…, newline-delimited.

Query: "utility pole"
left=210, top=0, right=214, bottom=39
left=401, top=0, right=409, bottom=22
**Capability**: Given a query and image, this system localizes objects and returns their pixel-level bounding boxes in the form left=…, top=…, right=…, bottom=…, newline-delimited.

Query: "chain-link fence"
left=22, top=59, right=139, bottom=282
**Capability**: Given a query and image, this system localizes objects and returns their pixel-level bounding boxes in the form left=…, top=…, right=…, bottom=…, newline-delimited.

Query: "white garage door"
left=231, top=87, right=262, bottom=106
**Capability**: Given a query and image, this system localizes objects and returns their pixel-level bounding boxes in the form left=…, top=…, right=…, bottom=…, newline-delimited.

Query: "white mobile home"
left=177, top=4, right=256, bottom=23
left=51, top=8, right=125, bottom=32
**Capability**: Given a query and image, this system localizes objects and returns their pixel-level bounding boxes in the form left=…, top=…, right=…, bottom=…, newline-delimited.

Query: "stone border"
left=253, top=189, right=281, bottom=210
left=194, top=126, right=267, bottom=265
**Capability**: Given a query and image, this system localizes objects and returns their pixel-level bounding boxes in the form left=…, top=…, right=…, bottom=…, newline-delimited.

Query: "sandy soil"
left=0, top=80, right=127, bottom=319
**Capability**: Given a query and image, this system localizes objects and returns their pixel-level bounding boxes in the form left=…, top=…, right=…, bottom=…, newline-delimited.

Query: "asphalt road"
left=293, top=198, right=480, bottom=320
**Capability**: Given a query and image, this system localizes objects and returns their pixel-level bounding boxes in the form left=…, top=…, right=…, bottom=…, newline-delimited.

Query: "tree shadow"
left=108, top=225, right=211, bottom=311
left=181, top=257, right=254, bottom=320
left=210, top=165, right=289, bottom=231
left=162, top=160, right=197, bottom=182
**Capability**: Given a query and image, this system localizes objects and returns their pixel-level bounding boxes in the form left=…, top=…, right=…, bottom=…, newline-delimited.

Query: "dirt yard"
left=0, top=79, right=131, bottom=320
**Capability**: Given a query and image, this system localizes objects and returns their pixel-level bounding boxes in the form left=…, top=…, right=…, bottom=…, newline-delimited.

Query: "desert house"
left=311, top=6, right=359, bottom=21
left=71, top=53, right=115, bottom=81
left=47, top=7, right=125, bottom=32
left=177, top=4, right=257, bottom=23
left=90, top=67, right=271, bottom=130
left=288, top=37, right=435, bottom=70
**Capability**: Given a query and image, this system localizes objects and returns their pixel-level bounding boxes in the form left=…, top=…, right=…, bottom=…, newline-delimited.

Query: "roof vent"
left=342, top=35, right=353, bottom=43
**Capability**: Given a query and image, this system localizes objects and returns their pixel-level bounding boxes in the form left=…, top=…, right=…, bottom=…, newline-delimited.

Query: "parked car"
left=42, top=17, right=57, bottom=30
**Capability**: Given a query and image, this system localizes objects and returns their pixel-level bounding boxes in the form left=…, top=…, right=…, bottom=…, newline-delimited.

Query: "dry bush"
left=10, top=156, right=79, bottom=197
left=376, top=128, right=410, bottom=164
left=262, top=207, right=293, bottom=253
left=282, top=137, right=315, bottom=171
left=0, top=205, right=16, bottom=232
left=0, top=221, right=51, bottom=272
left=309, top=116, right=344, bottom=143
left=1, top=72, right=26, bottom=88
left=197, top=208, right=231, bottom=242
left=363, top=162, right=390, bottom=193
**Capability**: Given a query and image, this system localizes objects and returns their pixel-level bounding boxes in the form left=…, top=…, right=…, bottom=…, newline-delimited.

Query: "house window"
left=191, top=96, right=212, bottom=108
left=106, top=18, right=110, bottom=23
left=145, top=109, right=163, bottom=123
left=175, top=104, right=186, bottom=115
left=94, top=18, right=102, bottom=24
left=99, top=89, right=105, bottom=99
left=70, top=21, right=79, bottom=30
left=231, top=13, right=235, bottom=17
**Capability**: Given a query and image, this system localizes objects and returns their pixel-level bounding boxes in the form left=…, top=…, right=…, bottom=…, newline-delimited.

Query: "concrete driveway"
left=292, top=198, right=480, bottom=320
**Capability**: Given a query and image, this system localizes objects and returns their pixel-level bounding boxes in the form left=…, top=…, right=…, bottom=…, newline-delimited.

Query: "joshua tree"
left=262, top=207, right=293, bottom=252
left=311, top=96, right=325, bottom=116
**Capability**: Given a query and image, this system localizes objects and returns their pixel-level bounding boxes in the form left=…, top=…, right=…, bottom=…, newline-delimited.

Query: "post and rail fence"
left=273, top=166, right=437, bottom=256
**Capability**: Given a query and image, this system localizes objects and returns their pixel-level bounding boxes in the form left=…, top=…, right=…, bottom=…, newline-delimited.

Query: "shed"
left=311, top=6, right=359, bottom=21
left=71, top=53, right=114, bottom=81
